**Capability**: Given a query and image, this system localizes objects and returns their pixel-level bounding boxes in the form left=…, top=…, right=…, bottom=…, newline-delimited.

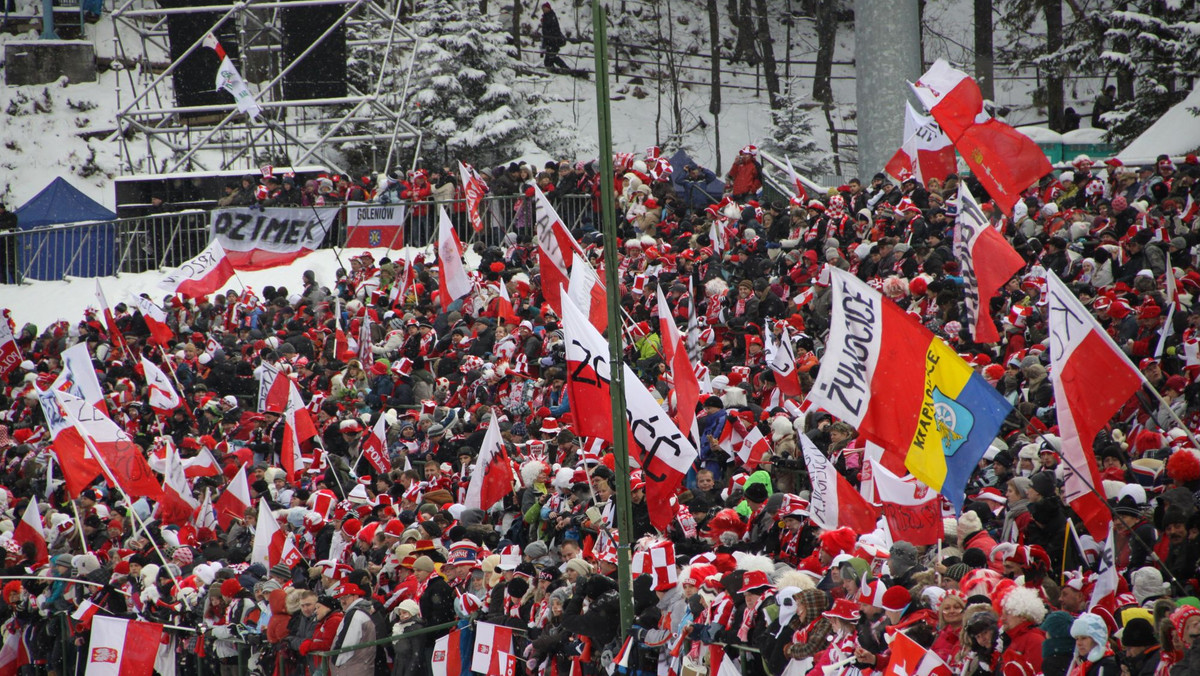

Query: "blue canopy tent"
left=14, top=177, right=118, bottom=280
left=668, top=149, right=724, bottom=209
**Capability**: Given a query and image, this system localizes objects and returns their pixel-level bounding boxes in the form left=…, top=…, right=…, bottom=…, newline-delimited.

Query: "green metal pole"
left=592, top=0, right=636, bottom=637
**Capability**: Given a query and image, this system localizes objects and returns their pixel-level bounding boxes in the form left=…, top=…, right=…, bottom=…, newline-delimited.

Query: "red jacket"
left=1000, top=620, right=1045, bottom=676
left=300, top=610, right=345, bottom=656
left=963, top=529, right=1004, bottom=572
left=727, top=157, right=762, bottom=197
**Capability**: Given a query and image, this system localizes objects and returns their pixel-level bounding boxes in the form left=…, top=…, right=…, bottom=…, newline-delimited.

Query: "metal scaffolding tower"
left=107, top=0, right=421, bottom=176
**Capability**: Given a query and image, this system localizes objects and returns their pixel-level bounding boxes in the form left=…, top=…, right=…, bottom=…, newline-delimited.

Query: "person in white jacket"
left=331, top=584, right=377, bottom=676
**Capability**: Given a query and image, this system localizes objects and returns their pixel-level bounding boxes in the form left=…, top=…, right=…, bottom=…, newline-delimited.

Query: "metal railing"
left=0, top=193, right=601, bottom=284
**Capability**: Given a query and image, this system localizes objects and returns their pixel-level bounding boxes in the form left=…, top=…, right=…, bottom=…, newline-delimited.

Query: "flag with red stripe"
left=84, top=616, right=164, bottom=676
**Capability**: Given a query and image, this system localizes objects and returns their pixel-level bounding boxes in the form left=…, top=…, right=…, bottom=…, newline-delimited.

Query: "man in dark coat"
left=539, top=3, right=569, bottom=72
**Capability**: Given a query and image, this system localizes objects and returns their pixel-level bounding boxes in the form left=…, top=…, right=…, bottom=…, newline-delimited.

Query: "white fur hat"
left=1001, top=586, right=1047, bottom=624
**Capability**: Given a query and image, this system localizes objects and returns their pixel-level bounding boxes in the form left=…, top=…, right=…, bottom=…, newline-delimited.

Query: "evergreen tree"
left=1096, top=0, right=1200, bottom=144
left=762, top=103, right=832, bottom=174
left=408, top=0, right=574, bottom=167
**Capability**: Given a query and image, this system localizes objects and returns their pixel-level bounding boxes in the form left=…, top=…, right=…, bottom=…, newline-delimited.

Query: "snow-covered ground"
left=2, top=246, right=447, bottom=330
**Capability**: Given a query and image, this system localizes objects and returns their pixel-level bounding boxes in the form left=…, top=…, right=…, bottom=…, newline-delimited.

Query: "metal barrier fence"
left=0, top=194, right=600, bottom=284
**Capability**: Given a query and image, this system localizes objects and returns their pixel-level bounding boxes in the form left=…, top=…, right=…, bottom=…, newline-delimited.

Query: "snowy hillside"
left=0, top=0, right=1111, bottom=210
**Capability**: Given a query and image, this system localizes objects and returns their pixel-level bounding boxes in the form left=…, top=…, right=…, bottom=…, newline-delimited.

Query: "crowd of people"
left=2, top=144, right=1200, bottom=676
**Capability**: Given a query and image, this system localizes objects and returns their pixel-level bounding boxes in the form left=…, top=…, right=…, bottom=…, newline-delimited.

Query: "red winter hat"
left=342, top=518, right=363, bottom=537
left=220, top=578, right=242, bottom=598
left=818, top=527, right=857, bottom=557
left=881, top=585, right=911, bottom=612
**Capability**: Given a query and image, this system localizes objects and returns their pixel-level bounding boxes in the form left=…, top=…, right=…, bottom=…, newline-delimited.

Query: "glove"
left=630, top=625, right=648, bottom=643
left=299, top=640, right=312, bottom=656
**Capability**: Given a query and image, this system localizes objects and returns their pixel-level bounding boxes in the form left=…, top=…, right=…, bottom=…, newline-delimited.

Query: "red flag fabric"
left=84, top=616, right=164, bottom=676
left=1089, top=522, right=1118, bottom=613
left=471, top=623, right=514, bottom=675
left=251, top=501, right=302, bottom=568
left=0, top=320, right=21, bottom=383
left=156, top=239, right=236, bottom=299
left=0, top=624, right=31, bottom=676
left=568, top=258, right=609, bottom=333
left=765, top=323, right=803, bottom=397
left=800, top=434, right=878, bottom=533
left=884, top=631, right=952, bottom=676
left=785, top=157, right=809, bottom=206
left=214, top=465, right=251, bottom=530
left=562, top=292, right=616, bottom=442
left=533, top=185, right=586, bottom=314
left=870, top=459, right=943, bottom=546
left=952, top=185, right=1027, bottom=343
left=182, top=447, right=222, bottom=479
left=463, top=414, right=514, bottom=511
left=430, top=629, right=462, bottom=676
left=140, top=357, right=182, bottom=415
left=158, top=442, right=199, bottom=527
left=884, top=102, right=957, bottom=185
left=912, top=60, right=1052, bottom=213
left=1046, top=273, right=1140, bottom=538
left=736, top=425, right=771, bottom=471
left=36, top=387, right=103, bottom=498
left=54, top=390, right=164, bottom=500
left=128, top=294, right=175, bottom=346
left=14, top=496, right=48, bottom=566
left=657, top=285, right=700, bottom=437
left=94, top=281, right=128, bottom=356
left=282, top=408, right=318, bottom=482
left=459, top=161, right=489, bottom=233
left=360, top=414, right=391, bottom=475
left=436, top=206, right=472, bottom=311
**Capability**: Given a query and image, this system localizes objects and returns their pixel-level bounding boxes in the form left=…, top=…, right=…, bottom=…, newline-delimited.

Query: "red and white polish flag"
left=463, top=410, right=515, bottom=511
left=568, top=257, right=609, bottom=333
left=94, top=281, right=128, bottom=355
left=911, top=59, right=1051, bottom=214
left=1046, top=272, right=1142, bottom=538
left=156, top=239, right=236, bottom=299
left=84, top=616, right=164, bottom=676
left=800, top=434, right=878, bottom=533
left=884, top=102, right=957, bottom=186
left=952, top=184, right=1027, bottom=343
left=251, top=501, right=302, bottom=569
left=360, top=414, right=392, bottom=475
left=128, top=294, right=175, bottom=346
left=459, top=161, right=489, bottom=233
left=562, top=289, right=616, bottom=442
left=533, top=185, right=587, bottom=314
left=869, top=459, right=943, bottom=547
left=657, top=285, right=700, bottom=438
left=158, top=440, right=199, bottom=527
left=213, top=464, right=252, bottom=530
left=140, top=357, right=182, bottom=415
left=437, top=206, right=472, bottom=311
left=736, top=425, right=771, bottom=471
left=431, top=629, right=462, bottom=676
left=14, top=495, right=48, bottom=566
left=471, top=622, right=514, bottom=675
left=182, top=446, right=222, bottom=479
left=765, top=322, right=803, bottom=397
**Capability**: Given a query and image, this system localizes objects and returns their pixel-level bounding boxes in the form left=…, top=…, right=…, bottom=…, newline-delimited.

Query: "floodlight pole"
left=592, top=0, right=636, bottom=637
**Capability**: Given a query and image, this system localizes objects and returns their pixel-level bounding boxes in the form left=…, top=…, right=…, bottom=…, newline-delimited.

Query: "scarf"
left=738, top=596, right=763, bottom=642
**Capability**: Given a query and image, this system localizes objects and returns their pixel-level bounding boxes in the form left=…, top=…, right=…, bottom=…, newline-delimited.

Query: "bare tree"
left=974, top=0, right=994, bottom=99
left=753, top=0, right=781, bottom=107
left=811, top=0, right=837, bottom=104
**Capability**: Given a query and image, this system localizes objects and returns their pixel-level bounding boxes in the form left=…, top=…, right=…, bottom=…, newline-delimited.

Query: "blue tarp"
left=15, top=177, right=115, bottom=228
left=13, top=177, right=118, bottom=280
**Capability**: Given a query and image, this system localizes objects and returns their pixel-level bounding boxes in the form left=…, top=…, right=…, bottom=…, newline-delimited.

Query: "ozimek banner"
left=211, top=207, right=339, bottom=270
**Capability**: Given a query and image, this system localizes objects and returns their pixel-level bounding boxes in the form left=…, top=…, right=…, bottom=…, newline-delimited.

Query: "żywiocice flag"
left=84, top=616, right=164, bottom=676
left=884, top=101, right=957, bottom=186
left=436, top=206, right=471, bottom=311
left=911, top=59, right=1052, bottom=214
left=869, top=458, right=943, bottom=546
left=1046, top=272, right=1141, bottom=538
left=799, top=433, right=878, bottom=533
left=463, top=409, right=515, bottom=511
left=952, top=184, right=1027, bottom=343
left=807, top=266, right=1012, bottom=512
left=156, top=239, right=236, bottom=299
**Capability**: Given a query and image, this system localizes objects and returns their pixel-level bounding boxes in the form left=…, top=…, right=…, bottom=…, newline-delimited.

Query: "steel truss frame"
left=108, top=0, right=421, bottom=176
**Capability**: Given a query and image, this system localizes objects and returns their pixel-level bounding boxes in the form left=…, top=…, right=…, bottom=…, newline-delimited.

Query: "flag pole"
left=1010, top=408, right=1185, bottom=594
left=593, top=0, right=635, bottom=637
left=69, top=499, right=90, bottom=553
